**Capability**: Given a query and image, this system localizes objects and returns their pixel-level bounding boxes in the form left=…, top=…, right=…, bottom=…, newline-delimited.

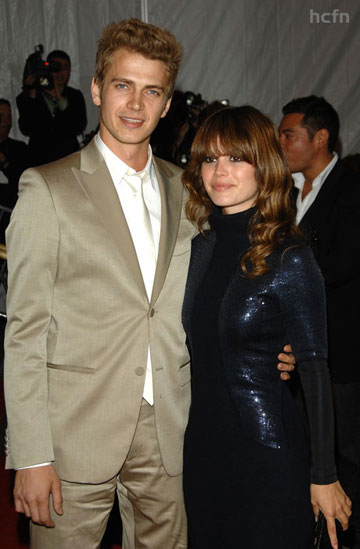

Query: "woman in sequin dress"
left=181, top=106, right=351, bottom=548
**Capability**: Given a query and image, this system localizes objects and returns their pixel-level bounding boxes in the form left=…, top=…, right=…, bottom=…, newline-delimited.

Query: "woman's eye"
left=230, top=155, right=242, bottom=162
left=204, top=156, right=216, bottom=163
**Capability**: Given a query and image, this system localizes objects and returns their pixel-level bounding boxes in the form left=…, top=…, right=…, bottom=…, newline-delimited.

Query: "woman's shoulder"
left=268, top=238, right=317, bottom=271
left=268, top=239, right=323, bottom=286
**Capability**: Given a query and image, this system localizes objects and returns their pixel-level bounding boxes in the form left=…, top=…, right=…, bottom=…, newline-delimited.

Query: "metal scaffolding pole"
left=141, top=0, right=148, bottom=22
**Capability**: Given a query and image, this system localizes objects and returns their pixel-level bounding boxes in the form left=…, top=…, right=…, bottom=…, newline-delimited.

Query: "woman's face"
left=201, top=151, right=258, bottom=215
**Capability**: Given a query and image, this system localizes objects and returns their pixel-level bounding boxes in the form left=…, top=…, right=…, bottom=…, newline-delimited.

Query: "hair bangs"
left=192, top=109, right=255, bottom=165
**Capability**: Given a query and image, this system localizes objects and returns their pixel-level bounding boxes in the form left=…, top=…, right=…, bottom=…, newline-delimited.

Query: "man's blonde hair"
left=94, top=18, right=183, bottom=97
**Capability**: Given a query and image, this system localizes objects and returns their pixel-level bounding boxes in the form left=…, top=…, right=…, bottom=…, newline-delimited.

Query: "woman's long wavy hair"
left=183, top=105, right=303, bottom=278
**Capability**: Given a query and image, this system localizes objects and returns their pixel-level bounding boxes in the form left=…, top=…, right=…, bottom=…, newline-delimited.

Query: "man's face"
left=51, top=57, right=71, bottom=88
left=91, top=48, right=171, bottom=157
left=278, top=113, right=318, bottom=173
left=0, top=103, right=11, bottom=141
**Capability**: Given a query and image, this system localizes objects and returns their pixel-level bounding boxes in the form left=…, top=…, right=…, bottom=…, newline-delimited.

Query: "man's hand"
left=14, top=465, right=63, bottom=527
left=24, top=75, right=38, bottom=98
left=277, top=344, right=295, bottom=380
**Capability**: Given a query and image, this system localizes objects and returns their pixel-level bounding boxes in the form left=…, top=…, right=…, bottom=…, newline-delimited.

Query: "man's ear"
left=160, top=95, right=172, bottom=119
left=315, top=128, right=329, bottom=150
left=91, top=78, right=101, bottom=107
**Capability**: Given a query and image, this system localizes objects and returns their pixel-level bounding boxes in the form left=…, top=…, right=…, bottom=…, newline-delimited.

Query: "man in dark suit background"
left=0, top=98, right=28, bottom=243
left=279, top=95, right=360, bottom=549
left=0, top=98, right=28, bottom=209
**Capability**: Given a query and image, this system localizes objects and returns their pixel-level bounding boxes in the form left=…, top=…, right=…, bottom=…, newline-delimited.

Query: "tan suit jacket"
left=4, top=138, right=196, bottom=482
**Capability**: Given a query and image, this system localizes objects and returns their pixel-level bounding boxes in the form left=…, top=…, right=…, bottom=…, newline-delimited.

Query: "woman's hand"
left=311, top=481, right=351, bottom=549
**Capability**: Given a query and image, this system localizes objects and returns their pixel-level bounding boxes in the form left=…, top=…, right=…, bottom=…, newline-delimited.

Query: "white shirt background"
left=293, top=153, right=338, bottom=225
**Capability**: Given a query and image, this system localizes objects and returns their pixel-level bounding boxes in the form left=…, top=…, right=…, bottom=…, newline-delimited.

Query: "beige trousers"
left=30, top=401, right=187, bottom=549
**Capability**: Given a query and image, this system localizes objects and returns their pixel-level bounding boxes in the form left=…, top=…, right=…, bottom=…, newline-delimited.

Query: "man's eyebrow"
left=280, top=128, right=295, bottom=133
left=110, top=77, right=133, bottom=84
left=109, top=78, right=165, bottom=91
left=144, top=84, right=165, bottom=91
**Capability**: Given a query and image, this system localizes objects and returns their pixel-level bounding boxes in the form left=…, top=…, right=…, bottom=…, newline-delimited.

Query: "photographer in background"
left=16, top=49, right=87, bottom=166
left=0, top=99, right=28, bottom=209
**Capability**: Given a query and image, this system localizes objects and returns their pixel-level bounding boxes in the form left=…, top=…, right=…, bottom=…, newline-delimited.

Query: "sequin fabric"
left=182, top=207, right=328, bottom=450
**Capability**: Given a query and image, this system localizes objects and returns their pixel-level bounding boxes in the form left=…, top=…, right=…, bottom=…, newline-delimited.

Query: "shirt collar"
left=95, top=133, right=155, bottom=187
left=293, top=152, right=338, bottom=190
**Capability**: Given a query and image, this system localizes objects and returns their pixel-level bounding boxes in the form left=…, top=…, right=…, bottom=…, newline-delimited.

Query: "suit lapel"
left=150, top=158, right=184, bottom=306
left=73, top=139, right=147, bottom=295
left=73, top=144, right=186, bottom=302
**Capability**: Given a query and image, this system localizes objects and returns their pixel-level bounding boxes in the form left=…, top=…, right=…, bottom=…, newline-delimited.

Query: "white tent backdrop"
left=1, top=0, right=359, bottom=155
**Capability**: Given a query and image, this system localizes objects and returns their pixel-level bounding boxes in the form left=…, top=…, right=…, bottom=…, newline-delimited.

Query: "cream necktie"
left=122, top=169, right=156, bottom=299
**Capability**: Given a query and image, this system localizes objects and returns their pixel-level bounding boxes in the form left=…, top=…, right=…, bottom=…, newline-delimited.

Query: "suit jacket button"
left=135, top=367, right=145, bottom=376
left=149, top=308, right=155, bottom=318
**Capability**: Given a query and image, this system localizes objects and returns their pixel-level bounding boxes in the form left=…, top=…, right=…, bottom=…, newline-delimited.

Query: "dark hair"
left=183, top=105, right=302, bottom=278
left=282, top=95, right=339, bottom=152
left=95, top=19, right=183, bottom=97
left=47, top=50, right=71, bottom=66
left=0, top=98, right=11, bottom=108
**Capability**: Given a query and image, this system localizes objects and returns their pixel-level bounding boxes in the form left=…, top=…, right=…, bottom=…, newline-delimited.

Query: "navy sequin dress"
left=182, top=207, right=337, bottom=548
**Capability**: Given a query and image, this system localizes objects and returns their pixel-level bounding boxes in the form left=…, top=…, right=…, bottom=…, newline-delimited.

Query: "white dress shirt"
left=96, top=134, right=161, bottom=405
left=293, top=152, right=338, bottom=224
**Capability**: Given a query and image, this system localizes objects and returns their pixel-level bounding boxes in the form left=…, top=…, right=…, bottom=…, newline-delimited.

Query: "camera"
left=22, top=44, right=61, bottom=90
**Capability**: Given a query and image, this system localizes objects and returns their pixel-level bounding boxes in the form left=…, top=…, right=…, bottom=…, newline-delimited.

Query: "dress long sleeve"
left=274, top=246, right=337, bottom=484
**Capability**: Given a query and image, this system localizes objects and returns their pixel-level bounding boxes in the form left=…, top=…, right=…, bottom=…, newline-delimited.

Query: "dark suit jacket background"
left=16, top=85, right=87, bottom=167
left=0, top=137, right=29, bottom=208
left=295, top=159, right=360, bottom=383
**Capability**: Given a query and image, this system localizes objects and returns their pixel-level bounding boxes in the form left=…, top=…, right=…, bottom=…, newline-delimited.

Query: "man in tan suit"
left=4, top=19, right=294, bottom=549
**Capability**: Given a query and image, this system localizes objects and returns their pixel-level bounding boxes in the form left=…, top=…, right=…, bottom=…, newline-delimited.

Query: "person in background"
left=16, top=49, right=87, bottom=166
left=0, top=98, right=28, bottom=209
left=279, top=95, right=360, bottom=549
